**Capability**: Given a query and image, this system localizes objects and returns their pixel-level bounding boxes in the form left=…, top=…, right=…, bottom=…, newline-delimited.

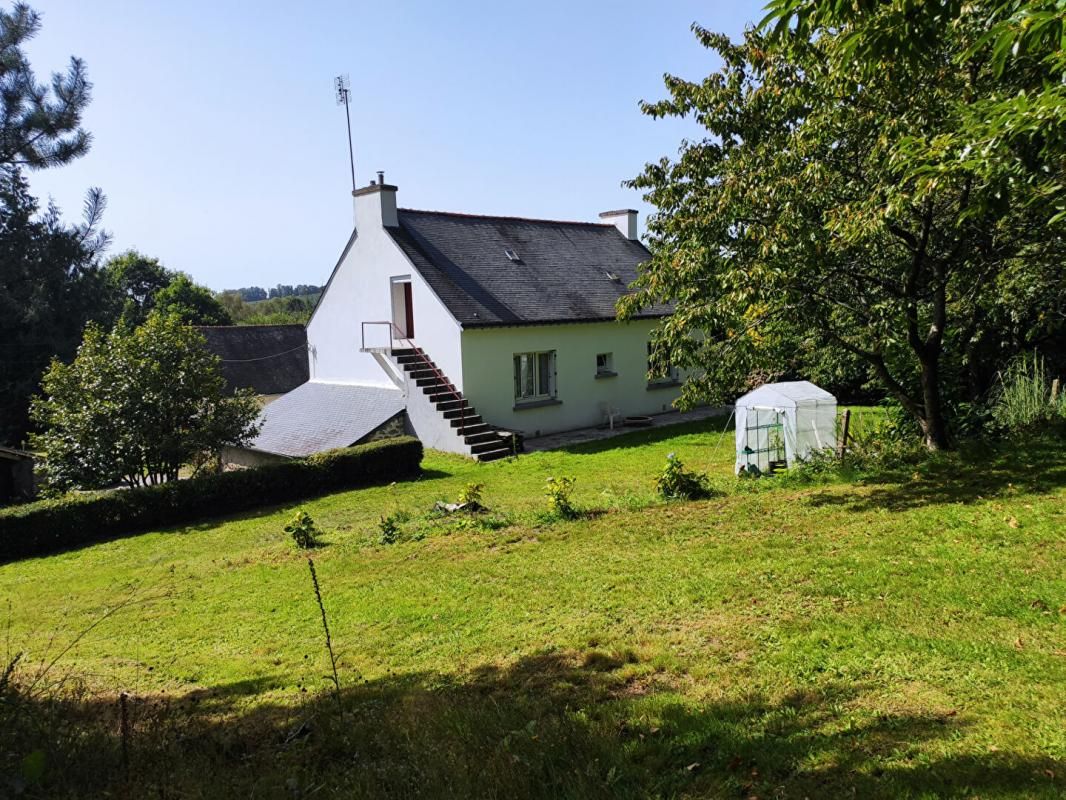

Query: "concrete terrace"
left=522, top=405, right=732, bottom=452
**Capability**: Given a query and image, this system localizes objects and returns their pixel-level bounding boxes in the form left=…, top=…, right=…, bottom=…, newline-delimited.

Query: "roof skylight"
left=504, top=247, right=521, bottom=262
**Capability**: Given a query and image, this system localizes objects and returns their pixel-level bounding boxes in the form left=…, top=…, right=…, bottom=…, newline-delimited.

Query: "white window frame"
left=513, top=350, right=557, bottom=403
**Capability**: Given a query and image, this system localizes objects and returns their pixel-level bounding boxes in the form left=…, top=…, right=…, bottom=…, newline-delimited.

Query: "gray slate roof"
left=387, top=209, right=670, bottom=327
left=196, top=325, right=309, bottom=395
left=249, top=382, right=404, bottom=458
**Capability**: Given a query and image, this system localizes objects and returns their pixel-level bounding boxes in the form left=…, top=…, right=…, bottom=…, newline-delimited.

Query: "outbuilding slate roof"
left=196, top=324, right=309, bottom=395
left=249, top=382, right=405, bottom=458
left=387, top=209, right=670, bottom=327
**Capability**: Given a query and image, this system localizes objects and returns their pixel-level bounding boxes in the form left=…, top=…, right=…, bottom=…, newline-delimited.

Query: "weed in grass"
left=377, top=513, right=402, bottom=545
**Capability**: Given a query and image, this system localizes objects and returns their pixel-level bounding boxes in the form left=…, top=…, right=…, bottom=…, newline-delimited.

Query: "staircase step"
left=463, top=429, right=499, bottom=445
left=391, top=348, right=420, bottom=358
left=416, top=376, right=449, bottom=388
left=448, top=414, right=482, bottom=427
left=476, top=446, right=512, bottom=463
left=470, top=439, right=509, bottom=455
left=442, top=407, right=476, bottom=420
left=395, top=354, right=426, bottom=365
left=436, top=398, right=470, bottom=411
left=407, top=368, right=439, bottom=380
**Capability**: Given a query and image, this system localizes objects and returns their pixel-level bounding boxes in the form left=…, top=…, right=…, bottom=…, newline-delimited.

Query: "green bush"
left=0, top=437, right=423, bottom=562
left=285, top=509, right=320, bottom=549
left=654, top=453, right=713, bottom=500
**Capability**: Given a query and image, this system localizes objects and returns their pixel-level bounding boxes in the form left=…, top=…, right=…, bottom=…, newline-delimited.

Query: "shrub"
left=544, top=476, right=578, bottom=519
left=456, top=482, right=485, bottom=510
left=654, top=453, right=713, bottom=500
left=285, top=509, right=319, bottom=549
left=0, top=437, right=423, bottom=562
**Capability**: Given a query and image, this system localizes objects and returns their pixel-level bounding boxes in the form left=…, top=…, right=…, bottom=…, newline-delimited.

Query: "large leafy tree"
left=153, top=274, right=232, bottom=325
left=31, top=313, right=261, bottom=490
left=105, top=250, right=231, bottom=326
left=621, top=10, right=1063, bottom=448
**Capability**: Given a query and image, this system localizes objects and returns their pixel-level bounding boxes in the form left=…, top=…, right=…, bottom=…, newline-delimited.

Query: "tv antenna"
left=334, top=74, right=355, bottom=193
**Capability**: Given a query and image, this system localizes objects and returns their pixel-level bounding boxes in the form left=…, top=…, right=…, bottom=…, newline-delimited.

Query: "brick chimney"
left=599, top=208, right=638, bottom=240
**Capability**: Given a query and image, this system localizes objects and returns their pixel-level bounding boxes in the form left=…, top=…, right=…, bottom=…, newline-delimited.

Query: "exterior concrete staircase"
left=392, top=346, right=516, bottom=462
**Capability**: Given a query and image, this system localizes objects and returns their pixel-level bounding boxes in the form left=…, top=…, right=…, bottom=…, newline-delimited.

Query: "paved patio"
left=522, top=405, right=733, bottom=453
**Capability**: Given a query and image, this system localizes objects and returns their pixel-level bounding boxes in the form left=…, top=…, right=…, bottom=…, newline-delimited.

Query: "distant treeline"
left=216, top=291, right=321, bottom=326
left=230, top=285, right=322, bottom=302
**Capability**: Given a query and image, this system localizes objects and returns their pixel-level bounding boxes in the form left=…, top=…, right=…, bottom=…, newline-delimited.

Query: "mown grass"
left=1, top=414, right=1064, bottom=798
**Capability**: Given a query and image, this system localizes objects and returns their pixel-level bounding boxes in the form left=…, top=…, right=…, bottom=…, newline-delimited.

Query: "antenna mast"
left=334, top=74, right=355, bottom=193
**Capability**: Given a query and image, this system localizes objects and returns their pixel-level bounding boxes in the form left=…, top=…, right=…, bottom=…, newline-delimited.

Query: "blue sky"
left=25, top=1, right=765, bottom=291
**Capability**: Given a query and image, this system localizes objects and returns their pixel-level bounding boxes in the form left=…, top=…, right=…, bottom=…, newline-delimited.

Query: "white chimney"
left=599, top=208, right=638, bottom=240
left=353, top=171, right=398, bottom=229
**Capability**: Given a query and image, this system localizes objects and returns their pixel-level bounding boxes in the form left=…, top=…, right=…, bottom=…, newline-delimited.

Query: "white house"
left=234, top=174, right=681, bottom=463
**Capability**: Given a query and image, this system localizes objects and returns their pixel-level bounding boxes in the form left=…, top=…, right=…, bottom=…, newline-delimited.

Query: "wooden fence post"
left=1052, top=378, right=1061, bottom=404
left=838, top=409, right=851, bottom=459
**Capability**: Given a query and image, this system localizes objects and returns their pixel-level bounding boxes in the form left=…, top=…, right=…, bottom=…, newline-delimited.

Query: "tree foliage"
left=0, top=2, right=92, bottom=169
left=0, top=2, right=105, bottom=445
left=0, top=167, right=110, bottom=444
left=761, top=1, right=1066, bottom=221
left=153, top=274, right=231, bottom=326
left=31, top=313, right=261, bottom=490
left=622, top=11, right=1064, bottom=448
left=104, top=250, right=231, bottom=326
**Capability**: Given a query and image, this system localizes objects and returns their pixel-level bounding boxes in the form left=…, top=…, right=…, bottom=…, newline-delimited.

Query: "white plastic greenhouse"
left=734, top=381, right=837, bottom=475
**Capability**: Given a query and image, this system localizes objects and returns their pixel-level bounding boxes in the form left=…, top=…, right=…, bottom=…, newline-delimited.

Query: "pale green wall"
left=460, top=320, right=683, bottom=437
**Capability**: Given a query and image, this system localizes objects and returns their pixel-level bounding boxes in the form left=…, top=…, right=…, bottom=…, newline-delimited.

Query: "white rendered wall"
left=306, top=191, right=464, bottom=389
left=460, top=319, right=682, bottom=437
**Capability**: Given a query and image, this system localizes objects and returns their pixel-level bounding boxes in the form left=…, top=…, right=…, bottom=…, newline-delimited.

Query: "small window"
left=595, top=352, right=615, bottom=376
left=504, top=247, right=521, bottom=262
left=647, top=341, right=679, bottom=384
left=514, top=351, right=556, bottom=401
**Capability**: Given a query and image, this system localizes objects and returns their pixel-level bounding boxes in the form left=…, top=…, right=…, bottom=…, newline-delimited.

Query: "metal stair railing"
left=361, top=321, right=469, bottom=436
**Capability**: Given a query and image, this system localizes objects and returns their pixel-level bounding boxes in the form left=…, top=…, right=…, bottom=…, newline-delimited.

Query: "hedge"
left=0, top=437, right=423, bottom=562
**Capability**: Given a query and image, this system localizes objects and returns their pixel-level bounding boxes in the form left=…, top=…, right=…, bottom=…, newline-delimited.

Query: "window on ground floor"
left=647, top=341, right=679, bottom=384
left=595, top=352, right=615, bottom=376
left=514, top=351, right=556, bottom=402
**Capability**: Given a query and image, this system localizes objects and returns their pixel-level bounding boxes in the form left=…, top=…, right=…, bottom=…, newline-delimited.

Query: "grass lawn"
left=1, top=415, right=1064, bottom=798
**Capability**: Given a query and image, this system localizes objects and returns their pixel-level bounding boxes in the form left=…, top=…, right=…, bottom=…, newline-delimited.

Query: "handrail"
left=360, top=321, right=468, bottom=436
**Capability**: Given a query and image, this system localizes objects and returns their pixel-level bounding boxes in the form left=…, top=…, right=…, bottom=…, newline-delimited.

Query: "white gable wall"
left=460, top=319, right=682, bottom=437
left=306, top=188, right=465, bottom=389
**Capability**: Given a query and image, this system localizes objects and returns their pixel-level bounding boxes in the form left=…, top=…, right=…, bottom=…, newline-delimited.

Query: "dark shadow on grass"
left=805, top=435, right=1066, bottom=512
left=4, top=650, right=1061, bottom=799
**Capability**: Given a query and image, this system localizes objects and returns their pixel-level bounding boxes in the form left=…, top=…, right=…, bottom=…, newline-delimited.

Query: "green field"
left=2, top=417, right=1064, bottom=798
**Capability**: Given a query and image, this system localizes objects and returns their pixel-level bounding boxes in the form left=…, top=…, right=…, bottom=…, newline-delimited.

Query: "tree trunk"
left=919, top=355, right=950, bottom=450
